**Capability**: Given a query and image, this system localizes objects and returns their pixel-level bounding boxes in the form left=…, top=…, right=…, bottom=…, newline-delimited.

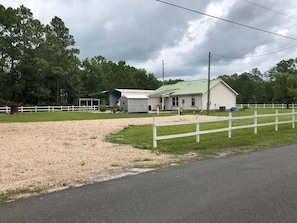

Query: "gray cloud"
left=2, top=0, right=297, bottom=80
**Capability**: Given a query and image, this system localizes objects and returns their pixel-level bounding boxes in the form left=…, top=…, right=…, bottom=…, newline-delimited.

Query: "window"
left=191, top=96, right=195, bottom=106
left=172, top=97, right=179, bottom=106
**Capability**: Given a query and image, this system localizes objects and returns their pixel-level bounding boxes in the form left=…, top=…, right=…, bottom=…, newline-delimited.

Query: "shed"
left=104, top=89, right=153, bottom=108
left=120, top=95, right=149, bottom=113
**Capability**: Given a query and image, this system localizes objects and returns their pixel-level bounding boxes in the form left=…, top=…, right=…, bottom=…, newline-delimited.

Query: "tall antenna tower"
left=162, top=60, right=165, bottom=85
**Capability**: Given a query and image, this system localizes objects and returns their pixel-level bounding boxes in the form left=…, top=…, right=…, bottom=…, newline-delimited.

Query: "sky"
left=1, top=0, right=297, bottom=81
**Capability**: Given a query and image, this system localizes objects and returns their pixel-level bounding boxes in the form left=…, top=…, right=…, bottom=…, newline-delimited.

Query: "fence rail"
left=152, top=109, right=296, bottom=148
left=0, top=105, right=99, bottom=113
left=237, top=103, right=295, bottom=109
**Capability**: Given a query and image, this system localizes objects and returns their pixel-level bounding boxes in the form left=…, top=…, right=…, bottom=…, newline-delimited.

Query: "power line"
left=213, top=43, right=297, bottom=59
left=241, top=0, right=297, bottom=21
left=155, top=0, right=297, bottom=41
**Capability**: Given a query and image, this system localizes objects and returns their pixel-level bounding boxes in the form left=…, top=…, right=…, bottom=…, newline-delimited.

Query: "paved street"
left=1, top=144, right=297, bottom=223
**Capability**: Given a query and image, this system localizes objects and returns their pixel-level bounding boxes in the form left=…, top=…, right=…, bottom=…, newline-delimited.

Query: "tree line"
left=219, top=58, right=297, bottom=105
left=0, top=5, right=161, bottom=106
left=1, top=4, right=297, bottom=106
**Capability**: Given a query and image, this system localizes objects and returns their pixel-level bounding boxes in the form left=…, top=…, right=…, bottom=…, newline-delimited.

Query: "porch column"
left=162, top=95, right=165, bottom=110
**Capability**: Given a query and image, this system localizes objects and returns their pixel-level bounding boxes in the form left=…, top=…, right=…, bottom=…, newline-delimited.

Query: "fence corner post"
left=196, top=115, right=200, bottom=143
left=292, top=108, right=295, bottom=129
left=275, top=110, right=278, bottom=131
left=254, top=110, right=258, bottom=134
left=153, top=117, right=157, bottom=148
left=228, top=112, right=232, bottom=138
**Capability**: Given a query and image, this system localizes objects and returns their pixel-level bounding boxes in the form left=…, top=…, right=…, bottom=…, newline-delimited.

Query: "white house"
left=149, top=79, right=238, bottom=111
left=119, top=95, right=149, bottom=113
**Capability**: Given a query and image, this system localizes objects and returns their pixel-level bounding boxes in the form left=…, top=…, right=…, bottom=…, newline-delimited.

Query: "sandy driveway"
left=1, top=115, right=201, bottom=194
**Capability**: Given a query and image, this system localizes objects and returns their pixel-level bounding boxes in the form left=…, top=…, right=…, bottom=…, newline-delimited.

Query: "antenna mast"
left=207, top=52, right=211, bottom=115
left=162, top=60, right=165, bottom=85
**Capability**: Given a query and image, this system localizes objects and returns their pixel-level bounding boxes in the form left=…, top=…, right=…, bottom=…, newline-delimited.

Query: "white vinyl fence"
left=0, top=105, right=99, bottom=113
left=237, top=103, right=294, bottom=109
left=153, top=109, right=297, bottom=148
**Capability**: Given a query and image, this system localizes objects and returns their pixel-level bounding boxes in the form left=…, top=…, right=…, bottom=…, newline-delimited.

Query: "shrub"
left=100, top=105, right=107, bottom=112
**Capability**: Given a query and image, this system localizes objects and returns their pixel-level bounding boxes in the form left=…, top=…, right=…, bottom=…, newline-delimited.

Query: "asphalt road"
left=1, top=144, right=297, bottom=223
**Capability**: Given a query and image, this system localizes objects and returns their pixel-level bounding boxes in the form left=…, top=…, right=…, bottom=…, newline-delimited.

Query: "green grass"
left=0, top=188, right=44, bottom=203
left=107, top=108, right=297, bottom=158
left=0, top=111, right=177, bottom=123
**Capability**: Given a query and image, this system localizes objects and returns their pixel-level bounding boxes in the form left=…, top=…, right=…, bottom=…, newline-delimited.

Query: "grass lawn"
left=107, top=108, right=297, bottom=159
left=0, top=111, right=177, bottom=123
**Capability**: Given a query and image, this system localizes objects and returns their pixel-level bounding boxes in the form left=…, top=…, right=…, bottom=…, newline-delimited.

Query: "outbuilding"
left=119, top=95, right=149, bottom=113
left=105, top=89, right=153, bottom=108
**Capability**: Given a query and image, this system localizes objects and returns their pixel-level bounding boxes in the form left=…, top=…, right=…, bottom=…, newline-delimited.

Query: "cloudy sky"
left=2, top=0, right=297, bottom=80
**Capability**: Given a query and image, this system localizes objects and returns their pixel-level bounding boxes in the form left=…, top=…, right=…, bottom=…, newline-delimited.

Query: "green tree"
left=81, top=56, right=105, bottom=97
left=44, top=16, right=80, bottom=104
left=270, top=72, right=297, bottom=104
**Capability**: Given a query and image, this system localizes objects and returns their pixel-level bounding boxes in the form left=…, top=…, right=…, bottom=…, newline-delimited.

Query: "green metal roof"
left=150, top=79, right=237, bottom=97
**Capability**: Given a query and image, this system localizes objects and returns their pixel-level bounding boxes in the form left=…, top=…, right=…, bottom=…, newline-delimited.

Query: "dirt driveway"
left=1, top=115, right=204, bottom=194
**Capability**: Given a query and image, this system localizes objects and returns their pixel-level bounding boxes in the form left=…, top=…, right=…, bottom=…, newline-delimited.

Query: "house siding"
left=208, top=82, right=237, bottom=110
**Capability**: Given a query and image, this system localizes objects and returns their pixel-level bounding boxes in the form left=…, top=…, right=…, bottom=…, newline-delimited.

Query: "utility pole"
left=162, top=59, right=165, bottom=85
left=207, top=52, right=211, bottom=115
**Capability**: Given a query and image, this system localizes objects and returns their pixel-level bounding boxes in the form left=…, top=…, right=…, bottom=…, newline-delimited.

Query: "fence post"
left=228, top=112, right=232, bottom=138
left=254, top=111, right=258, bottom=134
left=153, top=117, right=157, bottom=148
left=292, top=108, right=295, bottom=129
left=35, top=106, right=37, bottom=112
left=21, top=106, right=23, bottom=113
left=196, top=115, right=200, bottom=142
left=61, top=105, right=63, bottom=111
left=275, top=110, right=278, bottom=131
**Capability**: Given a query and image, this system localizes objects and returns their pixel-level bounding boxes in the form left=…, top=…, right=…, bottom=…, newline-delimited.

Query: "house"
left=119, top=95, right=149, bottom=113
left=149, top=79, right=238, bottom=111
left=106, top=89, right=153, bottom=108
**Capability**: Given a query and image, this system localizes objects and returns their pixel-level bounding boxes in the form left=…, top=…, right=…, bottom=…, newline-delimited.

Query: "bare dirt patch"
left=1, top=115, right=207, bottom=194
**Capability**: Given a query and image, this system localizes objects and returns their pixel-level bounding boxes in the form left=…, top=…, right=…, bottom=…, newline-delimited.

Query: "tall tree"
left=44, top=16, right=80, bottom=104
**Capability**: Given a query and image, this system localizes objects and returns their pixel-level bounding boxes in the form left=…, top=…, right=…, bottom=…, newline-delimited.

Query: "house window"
left=172, top=97, right=179, bottom=106
left=191, top=96, right=195, bottom=106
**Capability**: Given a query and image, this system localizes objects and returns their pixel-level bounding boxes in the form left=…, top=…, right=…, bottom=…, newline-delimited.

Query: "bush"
left=100, top=105, right=107, bottom=112
left=112, top=104, right=120, bottom=112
